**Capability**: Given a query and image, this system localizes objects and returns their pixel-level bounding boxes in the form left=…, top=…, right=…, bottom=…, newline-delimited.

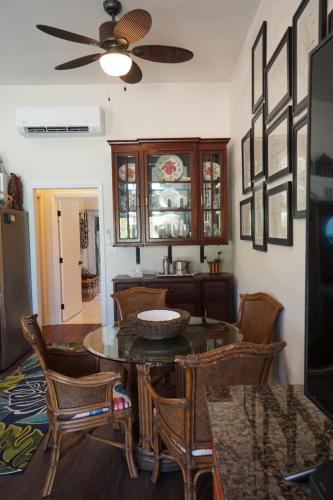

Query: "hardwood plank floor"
left=0, top=324, right=212, bottom=500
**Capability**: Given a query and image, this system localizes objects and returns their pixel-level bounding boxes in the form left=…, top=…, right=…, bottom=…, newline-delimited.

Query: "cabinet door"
left=199, top=149, right=228, bottom=244
left=143, top=148, right=198, bottom=245
left=147, top=281, right=201, bottom=316
left=113, top=152, right=142, bottom=245
left=203, top=280, right=232, bottom=321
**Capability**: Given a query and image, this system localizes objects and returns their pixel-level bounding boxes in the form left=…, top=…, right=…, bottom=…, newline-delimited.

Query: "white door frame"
left=27, top=182, right=107, bottom=325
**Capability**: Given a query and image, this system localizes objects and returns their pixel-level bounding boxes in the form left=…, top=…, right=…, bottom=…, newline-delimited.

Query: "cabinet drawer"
left=148, top=281, right=200, bottom=298
left=203, top=281, right=229, bottom=297
left=114, top=282, right=141, bottom=293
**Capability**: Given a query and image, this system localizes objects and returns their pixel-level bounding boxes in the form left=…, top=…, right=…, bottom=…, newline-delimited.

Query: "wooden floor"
left=0, top=324, right=212, bottom=500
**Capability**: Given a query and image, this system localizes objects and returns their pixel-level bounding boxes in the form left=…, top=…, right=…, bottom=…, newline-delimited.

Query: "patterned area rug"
left=0, top=354, right=47, bottom=474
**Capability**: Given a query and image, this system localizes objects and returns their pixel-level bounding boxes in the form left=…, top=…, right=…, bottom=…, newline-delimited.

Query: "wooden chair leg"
left=42, top=430, right=63, bottom=497
left=118, top=416, right=138, bottom=479
left=43, top=427, right=53, bottom=452
left=151, top=425, right=160, bottom=484
left=182, top=466, right=196, bottom=500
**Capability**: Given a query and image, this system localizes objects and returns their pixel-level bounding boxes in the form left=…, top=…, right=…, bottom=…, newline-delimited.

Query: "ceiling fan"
left=36, top=0, right=194, bottom=84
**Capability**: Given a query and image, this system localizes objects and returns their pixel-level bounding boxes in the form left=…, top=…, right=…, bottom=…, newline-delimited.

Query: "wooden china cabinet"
left=108, top=138, right=230, bottom=246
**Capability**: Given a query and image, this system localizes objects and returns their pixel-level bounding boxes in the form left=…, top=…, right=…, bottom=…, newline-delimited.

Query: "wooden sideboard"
left=112, top=273, right=234, bottom=321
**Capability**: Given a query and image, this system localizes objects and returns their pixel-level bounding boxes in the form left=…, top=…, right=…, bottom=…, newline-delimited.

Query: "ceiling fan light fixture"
left=99, top=52, right=132, bottom=76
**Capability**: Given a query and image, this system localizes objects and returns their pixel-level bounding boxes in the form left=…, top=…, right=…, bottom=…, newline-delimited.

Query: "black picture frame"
left=252, top=182, right=267, bottom=251
left=292, top=0, right=327, bottom=115
left=252, top=104, right=266, bottom=180
left=265, top=27, right=292, bottom=124
left=293, top=115, right=308, bottom=219
left=265, top=106, right=292, bottom=183
left=267, top=181, right=293, bottom=246
left=252, top=21, right=267, bottom=113
left=328, top=8, right=333, bottom=32
left=240, top=196, right=253, bottom=241
left=241, top=130, right=252, bottom=194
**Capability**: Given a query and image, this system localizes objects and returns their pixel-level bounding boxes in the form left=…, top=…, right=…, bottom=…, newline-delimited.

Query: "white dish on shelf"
left=118, top=163, right=136, bottom=182
left=203, top=161, right=220, bottom=181
left=158, top=188, right=180, bottom=208
left=155, top=155, right=183, bottom=181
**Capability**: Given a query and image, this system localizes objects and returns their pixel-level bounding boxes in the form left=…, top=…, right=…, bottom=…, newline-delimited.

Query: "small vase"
left=208, top=262, right=221, bottom=273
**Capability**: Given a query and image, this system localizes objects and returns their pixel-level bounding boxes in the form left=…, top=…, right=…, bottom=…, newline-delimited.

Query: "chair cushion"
left=69, top=382, right=131, bottom=419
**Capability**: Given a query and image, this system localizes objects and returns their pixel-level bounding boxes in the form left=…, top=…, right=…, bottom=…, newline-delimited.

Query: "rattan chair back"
left=112, top=286, right=167, bottom=320
left=20, top=313, right=50, bottom=371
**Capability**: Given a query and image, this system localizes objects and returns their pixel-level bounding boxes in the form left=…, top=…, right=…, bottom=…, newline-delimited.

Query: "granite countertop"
left=206, top=385, right=333, bottom=500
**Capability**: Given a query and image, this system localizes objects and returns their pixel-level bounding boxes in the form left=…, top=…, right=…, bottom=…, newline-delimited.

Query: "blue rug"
left=0, top=354, right=47, bottom=474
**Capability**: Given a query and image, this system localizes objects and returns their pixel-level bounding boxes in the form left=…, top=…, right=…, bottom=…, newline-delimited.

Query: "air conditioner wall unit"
left=16, top=105, right=104, bottom=137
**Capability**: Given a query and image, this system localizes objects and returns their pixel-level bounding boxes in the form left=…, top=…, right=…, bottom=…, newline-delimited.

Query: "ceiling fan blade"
left=55, top=53, right=102, bottom=70
left=114, top=10, right=152, bottom=44
left=132, top=45, right=193, bottom=63
left=120, top=60, right=142, bottom=84
left=37, top=24, right=100, bottom=47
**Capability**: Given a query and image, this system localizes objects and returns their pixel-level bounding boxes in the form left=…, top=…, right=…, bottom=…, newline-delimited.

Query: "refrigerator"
left=0, top=209, right=32, bottom=370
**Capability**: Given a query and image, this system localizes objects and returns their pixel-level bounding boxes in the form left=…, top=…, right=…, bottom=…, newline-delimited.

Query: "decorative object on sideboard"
left=252, top=20, right=267, bottom=113
left=128, top=307, right=191, bottom=340
left=267, top=181, right=293, bottom=246
left=7, top=173, right=23, bottom=210
left=265, top=27, right=292, bottom=124
left=292, top=0, right=327, bottom=115
left=205, top=251, right=222, bottom=274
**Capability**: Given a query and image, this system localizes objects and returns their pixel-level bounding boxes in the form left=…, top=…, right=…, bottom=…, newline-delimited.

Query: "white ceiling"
left=0, top=0, right=260, bottom=85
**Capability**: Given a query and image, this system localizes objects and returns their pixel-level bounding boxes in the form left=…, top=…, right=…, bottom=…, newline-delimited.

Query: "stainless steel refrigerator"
left=0, top=209, right=32, bottom=370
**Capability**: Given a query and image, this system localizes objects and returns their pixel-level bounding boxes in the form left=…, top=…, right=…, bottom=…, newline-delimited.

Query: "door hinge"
left=59, top=257, right=63, bottom=264
left=61, top=304, right=65, bottom=310
left=57, top=210, right=61, bottom=217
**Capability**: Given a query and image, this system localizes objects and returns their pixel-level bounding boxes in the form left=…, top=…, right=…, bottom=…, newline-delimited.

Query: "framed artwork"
left=266, top=106, right=292, bottom=183
left=329, top=9, right=333, bottom=32
left=293, top=115, right=308, bottom=218
left=252, top=104, right=266, bottom=180
left=241, top=130, right=252, bottom=194
left=265, top=27, right=292, bottom=123
left=240, top=197, right=253, bottom=240
left=252, top=182, right=267, bottom=251
left=292, top=0, right=327, bottom=115
left=252, top=21, right=267, bottom=113
left=267, top=181, right=293, bottom=246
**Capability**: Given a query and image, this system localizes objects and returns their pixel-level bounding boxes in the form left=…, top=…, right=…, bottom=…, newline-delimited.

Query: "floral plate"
left=119, top=163, right=136, bottom=182
left=203, top=162, right=221, bottom=181
left=155, top=155, right=183, bottom=181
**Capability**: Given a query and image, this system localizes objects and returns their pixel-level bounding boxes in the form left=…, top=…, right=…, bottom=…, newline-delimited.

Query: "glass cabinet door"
left=200, top=151, right=226, bottom=243
left=114, top=152, right=141, bottom=244
left=144, top=152, right=196, bottom=243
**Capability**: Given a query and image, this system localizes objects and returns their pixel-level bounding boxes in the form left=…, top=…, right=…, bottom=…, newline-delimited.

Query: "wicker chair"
left=236, top=292, right=284, bottom=344
left=143, top=341, right=287, bottom=500
left=20, top=314, right=138, bottom=497
left=112, top=286, right=167, bottom=320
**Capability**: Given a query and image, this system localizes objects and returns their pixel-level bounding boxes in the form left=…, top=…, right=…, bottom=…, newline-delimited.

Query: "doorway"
left=33, top=188, right=102, bottom=326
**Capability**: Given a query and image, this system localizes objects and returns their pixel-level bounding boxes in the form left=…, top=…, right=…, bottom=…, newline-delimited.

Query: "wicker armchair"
left=236, top=292, right=284, bottom=344
left=112, top=286, right=167, bottom=320
left=143, top=341, right=287, bottom=500
left=20, top=314, right=138, bottom=497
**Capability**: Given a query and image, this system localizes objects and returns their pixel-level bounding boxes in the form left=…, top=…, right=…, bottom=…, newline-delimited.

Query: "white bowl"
left=137, top=309, right=180, bottom=322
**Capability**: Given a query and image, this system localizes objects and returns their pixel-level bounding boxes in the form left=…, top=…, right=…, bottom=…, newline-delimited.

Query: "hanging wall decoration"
left=252, top=21, right=267, bottom=113
left=267, top=181, right=293, bottom=246
left=252, top=104, right=266, bottom=180
left=80, top=211, right=89, bottom=249
left=292, top=0, right=327, bottom=114
left=240, top=197, right=253, bottom=240
left=242, top=130, right=252, bottom=194
left=293, top=115, right=308, bottom=218
left=7, top=173, right=23, bottom=210
left=266, top=106, right=292, bottom=183
left=252, top=182, right=267, bottom=251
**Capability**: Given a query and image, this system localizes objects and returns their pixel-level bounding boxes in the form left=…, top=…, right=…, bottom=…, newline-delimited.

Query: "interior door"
left=57, top=198, right=82, bottom=322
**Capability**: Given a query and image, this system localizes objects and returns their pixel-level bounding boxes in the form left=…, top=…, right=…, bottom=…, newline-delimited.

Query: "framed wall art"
left=240, top=197, right=253, bottom=240
left=329, top=8, right=333, bottom=32
left=292, top=0, right=327, bottom=115
left=265, top=27, right=292, bottom=123
left=252, top=182, right=267, bottom=251
left=293, top=115, right=308, bottom=218
left=267, top=181, right=293, bottom=246
left=266, top=106, right=292, bottom=183
left=252, top=104, right=266, bottom=180
left=242, top=130, right=252, bottom=194
left=252, top=21, right=267, bottom=113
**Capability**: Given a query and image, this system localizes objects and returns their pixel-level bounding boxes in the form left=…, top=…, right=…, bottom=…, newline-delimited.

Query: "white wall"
left=230, top=0, right=333, bottom=383
left=0, top=82, right=231, bottom=323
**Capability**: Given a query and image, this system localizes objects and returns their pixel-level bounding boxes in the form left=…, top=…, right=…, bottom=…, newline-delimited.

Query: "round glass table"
left=84, top=316, right=241, bottom=471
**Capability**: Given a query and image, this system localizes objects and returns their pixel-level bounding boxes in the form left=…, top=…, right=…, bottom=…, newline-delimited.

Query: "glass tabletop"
left=83, top=316, right=242, bottom=366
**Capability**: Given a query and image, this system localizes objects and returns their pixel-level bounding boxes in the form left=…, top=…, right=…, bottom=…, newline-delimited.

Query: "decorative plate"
left=203, top=162, right=221, bottom=181
left=155, top=155, right=184, bottom=181
left=119, top=163, right=136, bottom=182
left=159, top=188, right=180, bottom=208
